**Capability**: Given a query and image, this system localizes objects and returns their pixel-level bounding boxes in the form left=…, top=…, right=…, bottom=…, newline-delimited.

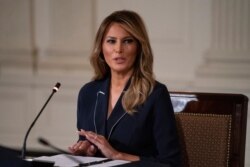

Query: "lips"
left=113, top=57, right=126, bottom=64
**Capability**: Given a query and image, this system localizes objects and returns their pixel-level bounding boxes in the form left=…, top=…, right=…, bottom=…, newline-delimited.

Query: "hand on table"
left=77, top=129, right=120, bottom=159
left=69, top=138, right=97, bottom=156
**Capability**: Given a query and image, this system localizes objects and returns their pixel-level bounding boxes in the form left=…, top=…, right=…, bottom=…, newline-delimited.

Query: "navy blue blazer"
left=76, top=76, right=181, bottom=166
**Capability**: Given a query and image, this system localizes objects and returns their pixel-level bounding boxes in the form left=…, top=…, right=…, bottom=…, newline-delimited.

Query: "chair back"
left=170, top=92, right=248, bottom=167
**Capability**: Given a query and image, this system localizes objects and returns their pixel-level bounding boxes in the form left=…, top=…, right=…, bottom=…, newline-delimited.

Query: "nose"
left=114, top=42, right=122, bottom=53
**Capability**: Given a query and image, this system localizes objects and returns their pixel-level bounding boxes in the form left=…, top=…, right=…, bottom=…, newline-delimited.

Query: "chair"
left=170, top=92, right=248, bottom=167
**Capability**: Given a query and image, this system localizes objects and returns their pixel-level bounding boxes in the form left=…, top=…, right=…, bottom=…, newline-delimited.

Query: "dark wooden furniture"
left=170, top=92, right=248, bottom=167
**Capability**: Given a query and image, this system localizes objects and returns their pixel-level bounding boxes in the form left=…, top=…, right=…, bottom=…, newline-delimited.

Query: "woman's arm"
left=151, top=85, right=181, bottom=165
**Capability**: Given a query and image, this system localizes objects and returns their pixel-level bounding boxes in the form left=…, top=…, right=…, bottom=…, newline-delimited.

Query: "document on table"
left=33, top=154, right=130, bottom=167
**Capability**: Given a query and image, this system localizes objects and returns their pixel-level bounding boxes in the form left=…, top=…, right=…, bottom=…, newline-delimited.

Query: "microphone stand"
left=21, top=82, right=61, bottom=159
left=37, top=137, right=84, bottom=165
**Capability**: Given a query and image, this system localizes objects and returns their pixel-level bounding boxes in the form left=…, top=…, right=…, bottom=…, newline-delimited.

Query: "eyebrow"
left=105, top=36, right=134, bottom=39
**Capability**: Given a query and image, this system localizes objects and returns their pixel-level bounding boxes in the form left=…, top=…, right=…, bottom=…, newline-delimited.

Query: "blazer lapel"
left=106, top=95, right=127, bottom=140
left=106, top=79, right=131, bottom=140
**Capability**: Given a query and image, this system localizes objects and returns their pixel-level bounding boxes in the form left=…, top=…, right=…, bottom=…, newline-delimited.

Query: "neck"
left=110, top=71, right=132, bottom=90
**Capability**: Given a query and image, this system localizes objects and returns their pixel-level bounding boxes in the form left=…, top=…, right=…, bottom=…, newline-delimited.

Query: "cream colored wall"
left=95, top=0, right=215, bottom=90
left=0, top=0, right=249, bottom=165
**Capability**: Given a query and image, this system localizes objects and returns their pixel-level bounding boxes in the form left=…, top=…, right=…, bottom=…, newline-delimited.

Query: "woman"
left=69, top=10, right=181, bottom=166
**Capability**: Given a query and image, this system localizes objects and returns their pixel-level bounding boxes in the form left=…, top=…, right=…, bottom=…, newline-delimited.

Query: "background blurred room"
left=0, top=0, right=249, bottom=165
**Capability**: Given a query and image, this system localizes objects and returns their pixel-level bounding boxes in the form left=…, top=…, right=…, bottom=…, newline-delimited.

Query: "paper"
left=90, top=160, right=130, bottom=167
left=33, top=154, right=130, bottom=167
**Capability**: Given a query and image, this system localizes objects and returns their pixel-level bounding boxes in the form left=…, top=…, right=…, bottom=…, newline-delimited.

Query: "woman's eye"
left=107, top=39, right=116, bottom=44
left=123, top=39, right=134, bottom=44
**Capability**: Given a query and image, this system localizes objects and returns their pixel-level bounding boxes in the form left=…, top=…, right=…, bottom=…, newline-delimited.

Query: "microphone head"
left=38, top=137, right=50, bottom=146
left=53, top=82, right=61, bottom=92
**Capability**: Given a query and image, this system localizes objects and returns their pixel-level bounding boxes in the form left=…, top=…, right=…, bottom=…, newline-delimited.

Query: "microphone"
left=37, top=137, right=87, bottom=166
left=21, top=82, right=61, bottom=159
left=38, top=137, right=69, bottom=154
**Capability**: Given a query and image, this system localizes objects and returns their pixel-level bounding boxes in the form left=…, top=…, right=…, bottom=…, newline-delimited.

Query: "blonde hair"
left=90, top=10, right=155, bottom=114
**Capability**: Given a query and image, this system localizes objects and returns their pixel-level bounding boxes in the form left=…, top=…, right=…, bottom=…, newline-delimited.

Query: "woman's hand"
left=68, top=139, right=97, bottom=156
left=78, top=129, right=120, bottom=159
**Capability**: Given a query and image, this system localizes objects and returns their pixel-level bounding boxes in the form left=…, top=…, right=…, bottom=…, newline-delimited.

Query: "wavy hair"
left=90, top=10, right=155, bottom=114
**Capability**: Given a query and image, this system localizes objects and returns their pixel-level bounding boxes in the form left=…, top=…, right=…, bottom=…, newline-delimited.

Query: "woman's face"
left=102, top=23, right=138, bottom=76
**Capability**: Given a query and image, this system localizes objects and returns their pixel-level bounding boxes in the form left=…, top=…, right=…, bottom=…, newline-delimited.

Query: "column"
left=194, top=0, right=250, bottom=93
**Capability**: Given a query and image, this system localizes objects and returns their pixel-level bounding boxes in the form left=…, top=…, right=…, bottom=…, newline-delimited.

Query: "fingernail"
left=90, top=145, right=95, bottom=151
